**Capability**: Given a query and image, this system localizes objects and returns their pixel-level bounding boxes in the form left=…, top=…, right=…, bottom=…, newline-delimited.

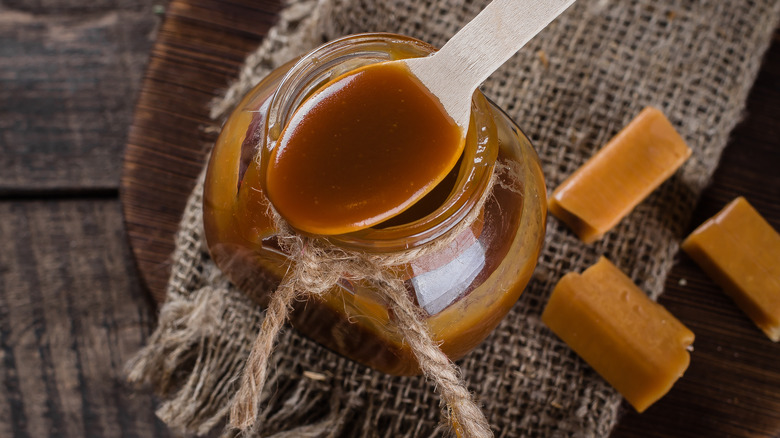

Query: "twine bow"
left=229, top=168, right=499, bottom=438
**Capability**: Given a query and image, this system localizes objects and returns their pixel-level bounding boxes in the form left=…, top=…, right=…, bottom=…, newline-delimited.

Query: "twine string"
left=380, top=275, right=493, bottom=437
left=229, top=167, right=498, bottom=437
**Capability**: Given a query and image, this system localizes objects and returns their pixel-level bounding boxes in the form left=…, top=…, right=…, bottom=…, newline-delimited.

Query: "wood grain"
left=0, top=0, right=161, bottom=192
left=120, top=0, right=284, bottom=302
left=0, top=200, right=168, bottom=438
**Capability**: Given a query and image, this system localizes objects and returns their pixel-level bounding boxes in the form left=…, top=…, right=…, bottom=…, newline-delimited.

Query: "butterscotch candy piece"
left=549, top=107, right=692, bottom=243
left=542, top=257, right=695, bottom=412
left=682, top=197, right=780, bottom=342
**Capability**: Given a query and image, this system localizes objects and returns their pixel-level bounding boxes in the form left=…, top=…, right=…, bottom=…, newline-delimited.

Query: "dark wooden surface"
left=1, top=0, right=170, bottom=436
left=0, top=0, right=778, bottom=435
left=0, top=0, right=160, bottom=193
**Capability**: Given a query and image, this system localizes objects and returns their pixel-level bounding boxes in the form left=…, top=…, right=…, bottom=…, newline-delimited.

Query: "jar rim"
left=261, top=32, right=497, bottom=252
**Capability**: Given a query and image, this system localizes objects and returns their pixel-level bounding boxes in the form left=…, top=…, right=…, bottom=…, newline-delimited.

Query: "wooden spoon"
left=266, top=0, right=576, bottom=235
left=404, top=0, right=576, bottom=131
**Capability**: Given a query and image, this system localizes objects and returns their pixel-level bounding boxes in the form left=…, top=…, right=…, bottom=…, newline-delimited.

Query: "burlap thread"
left=127, top=0, right=780, bottom=436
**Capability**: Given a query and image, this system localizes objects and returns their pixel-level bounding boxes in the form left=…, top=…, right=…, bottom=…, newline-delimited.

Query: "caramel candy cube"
left=549, top=107, right=692, bottom=243
left=542, top=257, right=694, bottom=412
left=682, top=197, right=780, bottom=342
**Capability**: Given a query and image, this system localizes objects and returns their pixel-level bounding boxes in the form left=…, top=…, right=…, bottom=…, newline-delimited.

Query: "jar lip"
left=265, top=33, right=437, bottom=147
left=262, top=32, right=496, bottom=253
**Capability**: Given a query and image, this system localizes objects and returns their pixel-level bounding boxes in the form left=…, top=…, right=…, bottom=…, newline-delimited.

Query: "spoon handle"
left=407, top=0, right=576, bottom=127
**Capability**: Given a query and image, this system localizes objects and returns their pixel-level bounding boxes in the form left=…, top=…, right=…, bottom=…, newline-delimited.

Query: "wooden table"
left=0, top=0, right=778, bottom=436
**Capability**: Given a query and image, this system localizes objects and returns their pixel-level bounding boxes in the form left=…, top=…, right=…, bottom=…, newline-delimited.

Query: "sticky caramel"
left=266, top=61, right=463, bottom=235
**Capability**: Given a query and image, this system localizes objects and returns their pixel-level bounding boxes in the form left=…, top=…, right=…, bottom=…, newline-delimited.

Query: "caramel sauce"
left=265, top=61, right=464, bottom=235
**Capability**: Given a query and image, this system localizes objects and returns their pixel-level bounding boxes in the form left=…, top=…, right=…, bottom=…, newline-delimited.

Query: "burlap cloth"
left=127, top=0, right=780, bottom=436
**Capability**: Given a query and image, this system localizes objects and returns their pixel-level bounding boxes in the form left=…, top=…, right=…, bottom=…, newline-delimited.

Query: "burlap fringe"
left=124, top=239, right=361, bottom=438
left=126, top=297, right=358, bottom=438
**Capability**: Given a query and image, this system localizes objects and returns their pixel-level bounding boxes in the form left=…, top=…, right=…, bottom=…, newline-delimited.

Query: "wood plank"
left=0, top=1, right=160, bottom=192
left=3, top=0, right=148, bottom=12
left=120, top=0, right=284, bottom=302
left=0, top=199, right=168, bottom=438
left=611, top=29, right=780, bottom=438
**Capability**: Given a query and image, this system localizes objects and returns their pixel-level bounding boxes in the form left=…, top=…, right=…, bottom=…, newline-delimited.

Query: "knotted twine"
left=231, top=165, right=501, bottom=437
left=126, top=0, right=780, bottom=436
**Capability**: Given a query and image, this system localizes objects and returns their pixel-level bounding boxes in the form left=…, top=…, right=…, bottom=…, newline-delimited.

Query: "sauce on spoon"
left=266, top=61, right=464, bottom=235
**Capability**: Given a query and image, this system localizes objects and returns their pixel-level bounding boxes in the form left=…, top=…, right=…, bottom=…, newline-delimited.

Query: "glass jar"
left=204, top=33, right=546, bottom=376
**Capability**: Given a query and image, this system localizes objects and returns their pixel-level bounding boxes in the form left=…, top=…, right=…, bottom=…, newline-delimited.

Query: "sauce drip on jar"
left=265, top=61, right=464, bottom=235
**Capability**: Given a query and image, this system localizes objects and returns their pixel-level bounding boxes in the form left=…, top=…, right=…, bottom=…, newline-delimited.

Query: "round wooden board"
left=120, top=0, right=284, bottom=303
left=120, top=3, right=780, bottom=435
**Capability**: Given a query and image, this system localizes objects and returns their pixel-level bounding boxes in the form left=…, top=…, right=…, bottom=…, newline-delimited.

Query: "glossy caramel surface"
left=266, top=61, right=463, bottom=235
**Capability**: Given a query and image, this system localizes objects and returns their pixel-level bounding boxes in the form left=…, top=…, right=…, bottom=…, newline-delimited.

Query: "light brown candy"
left=542, top=257, right=694, bottom=412
left=682, top=197, right=780, bottom=342
left=549, top=107, right=691, bottom=243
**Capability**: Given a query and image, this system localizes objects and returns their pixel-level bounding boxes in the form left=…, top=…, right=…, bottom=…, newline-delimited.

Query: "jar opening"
left=259, top=33, right=497, bottom=252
